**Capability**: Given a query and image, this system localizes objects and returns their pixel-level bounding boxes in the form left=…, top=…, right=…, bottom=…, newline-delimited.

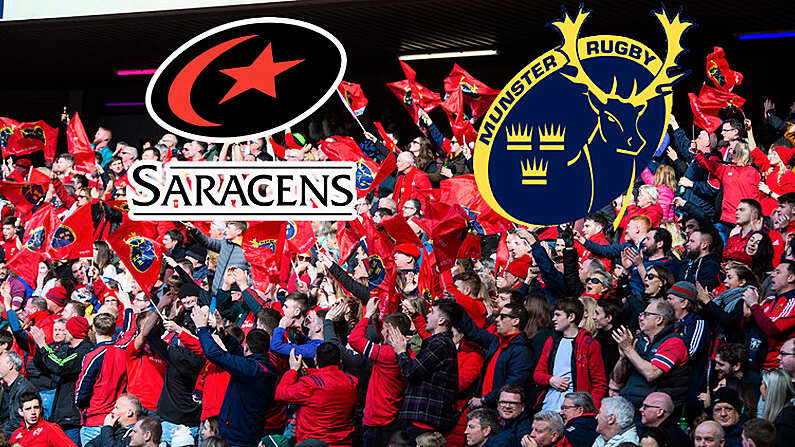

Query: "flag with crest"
left=387, top=61, right=441, bottom=122
left=337, top=81, right=369, bottom=116
left=242, top=221, right=286, bottom=288
left=107, top=221, right=163, bottom=293
left=0, top=118, right=58, bottom=162
left=705, top=47, right=743, bottom=92
left=49, top=203, right=93, bottom=260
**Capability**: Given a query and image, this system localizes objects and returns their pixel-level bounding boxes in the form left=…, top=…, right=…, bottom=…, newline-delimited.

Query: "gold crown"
left=521, top=158, right=548, bottom=185
left=539, top=124, right=566, bottom=150
left=506, top=124, right=533, bottom=150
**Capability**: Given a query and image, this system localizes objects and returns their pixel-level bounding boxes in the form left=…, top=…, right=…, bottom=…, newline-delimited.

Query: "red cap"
left=45, top=286, right=67, bottom=307
left=394, top=243, right=421, bottom=259
left=66, top=317, right=90, bottom=339
left=506, top=258, right=532, bottom=279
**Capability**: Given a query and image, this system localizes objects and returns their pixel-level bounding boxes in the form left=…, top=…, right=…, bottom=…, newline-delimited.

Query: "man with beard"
left=681, top=229, right=721, bottom=290
left=707, top=344, right=761, bottom=417
left=93, top=126, right=113, bottom=167
left=621, top=226, right=680, bottom=295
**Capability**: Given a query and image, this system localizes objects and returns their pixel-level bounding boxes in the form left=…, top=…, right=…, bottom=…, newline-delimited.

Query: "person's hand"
left=402, top=272, right=418, bottom=293
left=742, top=287, right=760, bottom=308
left=315, top=248, right=334, bottom=270
left=759, top=182, right=772, bottom=195
left=669, top=114, right=679, bottom=130
left=289, top=348, right=303, bottom=371
left=440, top=167, right=453, bottom=178
left=400, top=298, right=418, bottom=317
left=620, top=247, right=636, bottom=270
left=679, top=177, right=694, bottom=188
left=366, top=296, right=380, bottom=318
left=163, top=256, right=178, bottom=268
left=385, top=324, right=407, bottom=354
left=666, top=146, right=678, bottom=161
left=183, top=222, right=196, bottom=231
left=223, top=267, right=237, bottom=287
left=521, top=434, right=538, bottom=447
left=325, top=301, right=347, bottom=321
left=295, top=279, right=308, bottom=294
left=278, top=316, right=293, bottom=329
left=573, top=230, right=586, bottom=245
left=764, top=99, right=775, bottom=114
left=231, top=268, right=248, bottom=289
left=103, top=411, right=120, bottom=427
left=419, top=109, right=432, bottom=126
left=698, top=390, right=711, bottom=409
left=29, top=326, right=47, bottom=348
left=672, top=197, right=686, bottom=208
left=559, top=224, right=574, bottom=248
left=363, top=131, right=377, bottom=143
left=463, top=144, right=473, bottom=160
left=191, top=306, right=209, bottom=328
left=549, top=376, right=571, bottom=392
left=745, top=118, right=753, bottom=132
left=612, top=326, right=636, bottom=354
left=696, top=282, right=712, bottom=305
left=467, top=397, right=483, bottom=410
left=163, top=319, right=183, bottom=335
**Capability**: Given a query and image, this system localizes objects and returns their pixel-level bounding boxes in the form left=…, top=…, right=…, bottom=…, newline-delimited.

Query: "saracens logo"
left=146, top=17, right=346, bottom=142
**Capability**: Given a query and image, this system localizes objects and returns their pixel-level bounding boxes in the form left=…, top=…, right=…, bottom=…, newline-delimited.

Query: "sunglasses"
left=497, top=313, right=519, bottom=320
left=297, top=255, right=311, bottom=261
left=586, top=277, right=602, bottom=285
left=645, top=273, right=658, bottom=280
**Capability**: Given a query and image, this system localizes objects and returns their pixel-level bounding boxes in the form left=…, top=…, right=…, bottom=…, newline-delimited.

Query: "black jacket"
left=680, top=252, right=721, bottom=290
left=34, top=339, right=94, bottom=428
left=0, top=374, right=34, bottom=432
left=563, top=414, right=598, bottom=447
left=147, top=324, right=205, bottom=426
left=775, top=405, right=795, bottom=447
left=501, top=410, right=532, bottom=441
left=85, top=423, right=134, bottom=447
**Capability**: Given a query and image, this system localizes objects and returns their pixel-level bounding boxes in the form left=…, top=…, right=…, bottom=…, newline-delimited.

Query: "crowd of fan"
left=0, top=94, right=793, bottom=447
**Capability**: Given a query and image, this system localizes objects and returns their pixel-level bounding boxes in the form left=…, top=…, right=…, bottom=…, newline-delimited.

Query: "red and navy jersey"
left=74, top=340, right=128, bottom=426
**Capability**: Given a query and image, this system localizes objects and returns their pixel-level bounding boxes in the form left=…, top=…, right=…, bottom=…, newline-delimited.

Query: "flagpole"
left=336, top=89, right=367, bottom=134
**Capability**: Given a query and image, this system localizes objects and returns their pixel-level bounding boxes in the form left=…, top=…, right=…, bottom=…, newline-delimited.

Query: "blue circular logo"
left=368, top=255, right=386, bottom=286
left=24, top=227, right=45, bottom=251
left=285, top=221, right=296, bottom=239
left=126, top=236, right=156, bottom=273
left=51, top=226, right=76, bottom=248
left=355, top=160, right=375, bottom=191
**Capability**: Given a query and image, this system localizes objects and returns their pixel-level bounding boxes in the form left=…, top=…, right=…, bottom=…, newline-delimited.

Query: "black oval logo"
left=146, top=18, right=346, bottom=142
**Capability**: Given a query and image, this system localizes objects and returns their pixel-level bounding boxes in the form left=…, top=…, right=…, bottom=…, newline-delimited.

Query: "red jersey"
left=751, top=290, right=795, bottom=369
left=724, top=229, right=753, bottom=266
left=125, top=340, right=166, bottom=411
left=10, top=418, right=77, bottom=447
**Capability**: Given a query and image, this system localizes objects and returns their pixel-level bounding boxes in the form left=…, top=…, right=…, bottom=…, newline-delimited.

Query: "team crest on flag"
left=51, top=226, right=77, bottom=248
left=24, top=227, right=46, bottom=251
left=368, top=254, right=386, bottom=286
left=20, top=126, right=46, bottom=143
left=22, top=185, right=45, bottom=204
left=285, top=221, right=297, bottom=240
left=248, top=238, right=277, bottom=252
left=355, top=160, right=375, bottom=191
left=125, top=234, right=157, bottom=273
left=461, top=206, right=486, bottom=235
left=0, top=126, right=13, bottom=147
left=474, top=6, right=692, bottom=227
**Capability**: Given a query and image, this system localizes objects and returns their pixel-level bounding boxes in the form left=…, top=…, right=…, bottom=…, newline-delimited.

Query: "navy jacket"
left=563, top=414, right=598, bottom=447
left=457, top=313, right=533, bottom=407
left=680, top=252, right=721, bottom=290
left=198, top=327, right=277, bottom=447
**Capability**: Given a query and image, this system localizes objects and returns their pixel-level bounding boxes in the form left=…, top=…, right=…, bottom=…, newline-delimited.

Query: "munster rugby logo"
left=51, top=226, right=77, bottom=249
left=125, top=235, right=157, bottom=273
left=22, top=185, right=45, bottom=204
left=474, top=6, right=692, bottom=226
left=368, top=255, right=386, bottom=286
left=24, top=227, right=45, bottom=251
left=355, top=160, right=375, bottom=191
left=285, top=221, right=297, bottom=240
left=146, top=17, right=346, bottom=142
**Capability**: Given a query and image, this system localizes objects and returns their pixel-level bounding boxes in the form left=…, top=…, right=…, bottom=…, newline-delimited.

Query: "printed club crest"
left=355, top=160, right=375, bottom=191
left=125, top=234, right=157, bottom=273
left=22, top=184, right=45, bottom=204
left=368, top=254, right=386, bottom=286
left=474, top=6, right=693, bottom=226
left=51, top=226, right=77, bottom=248
left=285, top=221, right=297, bottom=239
left=24, top=226, right=45, bottom=251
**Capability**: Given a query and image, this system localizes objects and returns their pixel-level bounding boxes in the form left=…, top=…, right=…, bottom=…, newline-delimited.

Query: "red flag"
left=67, top=113, right=96, bottom=174
left=440, top=174, right=513, bottom=235
left=337, top=81, right=368, bottom=116
left=378, top=214, right=423, bottom=248
left=495, top=232, right=510, bottom=278
left=336, top=220, right=365, bottom=264
left=285, top=221, right=315, bottom=254
left=442, top=63, right=500, bottom=120
left=364, top=221, right=398, bottom=315
left=362, top=150, right=396, bottom=197
left=7, top=248, right=41, bottom=287
left=418, top=248, right=443, bottom=304
left=423, top=201, right=469, bottom=271
left=48, top=204, right=93, bottom=260
left=267, top=136, right=287, bottom=159
left=688, top=84, right=746, bottom=133
left=107, top=221, right=163, bottom=293
left=458, top=234, right=481, bottom=259
left=21, top=204, right=60, bottom=254
left=319, top=137, right=382, bottom=198
left=0, top=118, right=58, bottom=162
left=0, top=179, right=49, bottom=215
left=242, top=221, right=286, bottom=288
left=706, top=47, right=743, bottom=92
left=373, top=122, right=400, bottom=154
left=387, top=61, right=441, bottom=122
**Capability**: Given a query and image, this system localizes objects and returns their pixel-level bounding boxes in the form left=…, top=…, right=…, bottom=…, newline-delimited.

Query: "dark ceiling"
left=0, top=0, right=793, bottom=146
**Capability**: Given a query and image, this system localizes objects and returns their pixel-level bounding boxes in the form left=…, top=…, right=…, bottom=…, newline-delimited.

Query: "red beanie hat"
left=66, top=317, right=90, bottom=340
left=394, top=243, right=421, bottom=259
left=46, top=286, right=67, bottom=307
left=506, top=258, right=532, bottom=279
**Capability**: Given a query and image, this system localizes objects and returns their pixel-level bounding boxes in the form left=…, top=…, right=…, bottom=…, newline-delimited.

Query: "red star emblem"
left=218, top=43, right=304, bottom=104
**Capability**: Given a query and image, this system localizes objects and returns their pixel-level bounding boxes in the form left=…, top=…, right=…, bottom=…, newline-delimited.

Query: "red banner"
left=49, top=204, right=93, bottom=260
left=67, top=112, right=96, bottom=174
left=688, top=84, right=745, bottom=133
left=242, top=221, right=286, bottom=288
left=442, top=63, right=500, bottom=120
left=0, top=179, right=49, bottom=215
left=337, top=81, right=368, bottom=116
left=440, top=174, right=513, bottom=235
left=107, top=221, right=163, bottom=293
left=285, top=221, right=315, bottom=254
left=706, top=46, right=743, bottom=92
left=387, top=61, right=441, bottom=122
left=0, top=118, right=58, bottom=162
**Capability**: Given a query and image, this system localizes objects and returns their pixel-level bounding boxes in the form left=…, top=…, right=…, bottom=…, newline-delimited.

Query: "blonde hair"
left=415, top=431, right=446, bottom=447
left=660, top=220, right=685, bottom=249
left=579, top=296, right=597, bottom=333
left=761, top=369, right=794, bottom=422
left=638, top=184, right=659, bottom=204
left=732, top=142, right=751, bottom=166
left=654, top=165, right=677, bottom=191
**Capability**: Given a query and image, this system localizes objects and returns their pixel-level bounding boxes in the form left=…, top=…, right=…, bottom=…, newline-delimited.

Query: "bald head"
left=648, top=392, right=674, bottom=414
left=694, top=420, right=725, bottom=447
left=640, top=392, right=674, bottom=426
